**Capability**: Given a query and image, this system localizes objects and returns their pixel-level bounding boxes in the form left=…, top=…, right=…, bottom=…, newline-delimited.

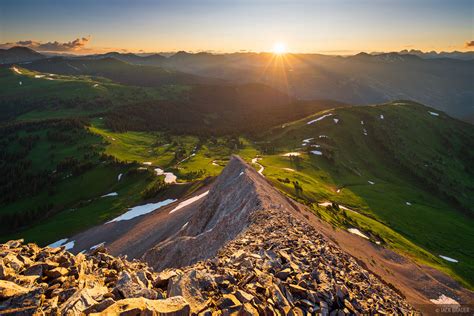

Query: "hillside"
left=16, top=57, right=218, bottom=87
left=0, top=65, right=344, bottom=135
left=253, top=101, right=474, bottom=287
left=0, top=157, right=417, bottom=314
left=105, top=84, right=346, bottom=135
left=0, top=65, right=188, bottom=121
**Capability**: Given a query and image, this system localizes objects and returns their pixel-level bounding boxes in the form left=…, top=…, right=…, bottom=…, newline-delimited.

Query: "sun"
left=272, top=42, right=286, bottom=55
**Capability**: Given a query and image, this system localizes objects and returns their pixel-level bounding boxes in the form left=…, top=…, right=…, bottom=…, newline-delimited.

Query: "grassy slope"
left=255, top=101, right=474, bottom=288
left=0, top=121, right=157, bottom=245
left=6, top=170, right=153, bottom=245
left=0, top=66, right=189, bottom=121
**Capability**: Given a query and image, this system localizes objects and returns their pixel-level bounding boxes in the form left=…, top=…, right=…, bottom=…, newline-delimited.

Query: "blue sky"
left=1, top=0, right=472, bottom=53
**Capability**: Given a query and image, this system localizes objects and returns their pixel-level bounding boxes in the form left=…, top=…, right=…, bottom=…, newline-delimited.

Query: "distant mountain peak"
left=0, top=46, right=44, bottom=64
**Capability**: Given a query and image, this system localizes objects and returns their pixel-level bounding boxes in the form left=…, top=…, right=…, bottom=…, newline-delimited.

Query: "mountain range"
left=2, top=47, right=473, bottom=123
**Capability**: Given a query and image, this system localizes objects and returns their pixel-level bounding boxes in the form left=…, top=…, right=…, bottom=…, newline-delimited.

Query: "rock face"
left=0, top=156, right=416, bottom=314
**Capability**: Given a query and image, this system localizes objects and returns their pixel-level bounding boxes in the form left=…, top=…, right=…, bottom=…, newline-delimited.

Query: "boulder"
left=59, top=286, right=108, bottom=315
left=5, top=239, right=23, bottom=248
left=0, top=262, right=15, bottom=279
left=3, top=253, right=24, bottom=272
left=217, top=294, right=241, bottom=309
left=168, top=270, right=215, bottom=312
left=93, top=296, right=190, bottom=316
left=235, top=290, right=254, bottom=303
left=46, top=267, right=69, bottom=278
left=154, top=270, right=179, bottom=288
left=0, top=280, right=30, bottom=299
left=114, top=271, right=160, bottom=299
left=22, top=263, right=45, bottom=277
left=83, top=297, right=116, bottom=314
left=1, top=287, right=44, bottom=311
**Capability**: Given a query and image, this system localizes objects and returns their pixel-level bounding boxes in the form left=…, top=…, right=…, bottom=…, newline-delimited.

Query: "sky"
left=0, top=0, right=473, bottom=54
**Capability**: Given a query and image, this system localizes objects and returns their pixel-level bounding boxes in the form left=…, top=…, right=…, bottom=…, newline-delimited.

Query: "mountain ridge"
left=0, top=156, right=418, bottom=315
left=5, top=47, right=473, bottom=122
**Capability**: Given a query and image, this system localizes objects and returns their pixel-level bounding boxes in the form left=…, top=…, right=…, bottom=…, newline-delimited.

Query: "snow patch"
left=142, top=162, right=152, bottom=165
left=90, top=242, right=105, bottom=250
left=439, top=255, right=459, bottom=263
left=348, top=228, right=370, bottom=240
left=405, top=202, right=412, bottom=206
left=19, top=81, right=22, bottom=85
left=363, top=128, right=368, bottom=136
left=361, top=120, right=364, bottom=125
left=34, top=75, right=45, bottom=78
left=48, top=238, right=68, bottom=248
left=307, top=113, right=332, bottom=125
left=380, top=114, right=384, bottom=120
left=430, top=294, right=460, bottom=305
left=12, top=67, right=22, bottom=74
left=101, top=192, right=118, bottom=198
left=169, top=191, right=209, bottom=214
left=117, top=173, right=123, bottom=181
left=63, top=240, right=75, bottom=250
left=429, top=111, right=440, bottom=117
left=154, top=168, right=177, bottom=183
left=333, top=118, right=339, bottom=124
left=107, top=199, right=176, bottom=223
left=282, top=152, right=301, bottom=157
left=310, top=150, right=323, bottom=156
left=318, top=202, right=352, bottom=212
left=368, top=181, right=375, bottom=185
left=302, top=138, right=314, bottom=143
left=93, top=84, right=99, bottom=88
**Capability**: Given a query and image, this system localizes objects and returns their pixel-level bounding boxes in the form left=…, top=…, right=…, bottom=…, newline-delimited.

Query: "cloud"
left=465, top=40, right=474, bottom=48
left=0, top=36, right=91, bottom=52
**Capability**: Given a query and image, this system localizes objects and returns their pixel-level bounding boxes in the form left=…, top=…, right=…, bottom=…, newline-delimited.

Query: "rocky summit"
left=0, top=156, right=416, bottom=315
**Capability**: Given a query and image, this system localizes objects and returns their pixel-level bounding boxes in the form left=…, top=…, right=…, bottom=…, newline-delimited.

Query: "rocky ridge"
left=161, top=205, right=416, bottom=314
left=1, top=156, right=416, bottom=315
left=0, top=240, right=189, bottom=315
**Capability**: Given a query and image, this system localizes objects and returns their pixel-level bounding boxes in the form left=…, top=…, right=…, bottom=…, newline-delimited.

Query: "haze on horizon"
left=1, top=0, right=473, bottom=55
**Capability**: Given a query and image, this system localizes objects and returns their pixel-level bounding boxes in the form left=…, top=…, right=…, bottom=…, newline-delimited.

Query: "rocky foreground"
left=0, top=157, right=417, bottom=315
